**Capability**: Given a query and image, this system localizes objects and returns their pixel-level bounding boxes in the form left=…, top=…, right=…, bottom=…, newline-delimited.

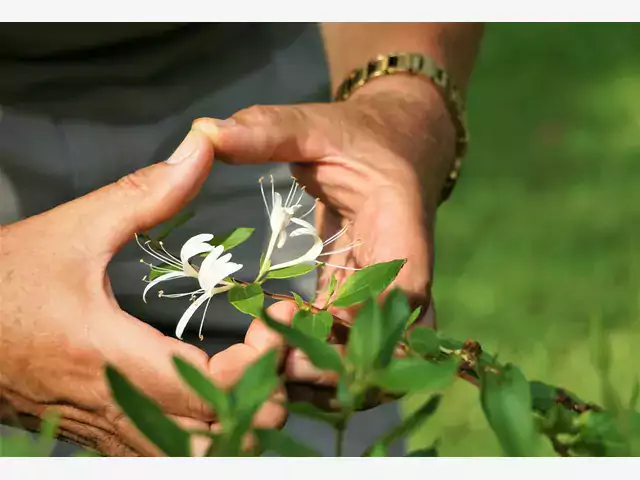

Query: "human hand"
left=0, top=131, right=289, bottom=456
left=192, top=75, right=456, bottom=329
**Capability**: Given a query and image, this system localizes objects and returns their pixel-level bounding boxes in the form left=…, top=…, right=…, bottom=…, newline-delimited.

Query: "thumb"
left=191, top=104, right=335, bottom=164
left=73, top=129, right=214, bottom=255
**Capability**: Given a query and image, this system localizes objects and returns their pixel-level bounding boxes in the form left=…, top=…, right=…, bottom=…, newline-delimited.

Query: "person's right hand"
left=0, top=130, right=288, bottom=456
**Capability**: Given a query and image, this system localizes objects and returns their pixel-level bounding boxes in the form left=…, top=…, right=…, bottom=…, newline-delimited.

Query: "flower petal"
left=199, top=247, right=242, bottom=291
left=142, top=271, right=188, bottom=303
left=269, top=236, right=324, bottom=271
left=290, top=217, right=315, bottom=230
left=277, top=228, right=288, bottom=248
left=175, top=293, right=210, bottom=339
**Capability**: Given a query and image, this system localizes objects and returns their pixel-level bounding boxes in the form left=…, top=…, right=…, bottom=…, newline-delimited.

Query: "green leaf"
left=369, top=443, right=387, bottom=457
left=325, top=274, right=338, bottom=303
left=405, top=445, right=439, bottom=456
left=105, top=365, right=191, bottom=457
left=291, top=292, right=307, bottom=309
left=282, top=402, right=342, bottom=426
left=529, top=380, right=558, bottom=414
left=372, top=357, right=458, bottom=394
left=629, top=378, right=639, bottom=410
left=0, top=430, right=42, bottom=457
left=265, top=263, right=318, bottom=280
left=346, top=297, right=384, bottom=372
left=480, top=364, right=539, bottom=457
left=377, top=289, right=412, bottom=369
left=232, top=349, right=280, bottom=426
left=572, top=410, right=629, bottom=456
left=156, top=210, right=195, bottom=242
left=332, top=259, right=406, bottom=308
left=254, top=428, right=321, bottom=457
left=407, top=326, right=440, bottom=357
left=207, top=227, right=254, bottom=252
left=363, top=394, right=441, bottom=456
left=172, top=356, right=231, bottom=421
left=292, top=309, right=333, bottom=340
left=438, top=337, right=465, bottom=351
left=228, top=283, right=264, bottom=318
left=40, top=409, right=61, bottom=441
left=147, top=263, right=181, bottom=281
left=260, top=310, right=345, bottom=374
left=406, top=306, right=423, bottom=329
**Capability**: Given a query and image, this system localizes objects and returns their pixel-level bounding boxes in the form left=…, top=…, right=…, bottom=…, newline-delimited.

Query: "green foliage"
left=265, top=263, right=318, bottom=279
left=172, top=357, right=231, bottom=424
left=228, top=283, right=264, bottom=318
left=207, top=227, right=254, bottom=252
left=38, top=252, right=632, bottom=459
left=260, top=308, right=344, bottom=374
left=254, top=429, right=321, bottom=457
left=0, top=410, right=61, bottom=457
left=407, top=326, right=440, bottom=357
left=292, top=309, right=333, bottom=340
left=105, top=365, right=191, bottom=457
left=480, top=364, right=539, bottom=457
left=331, top=259, right=406, bottom=308
left=362, top=395, right=442, bottom=456
left=373, top=357, right=458, bottom=394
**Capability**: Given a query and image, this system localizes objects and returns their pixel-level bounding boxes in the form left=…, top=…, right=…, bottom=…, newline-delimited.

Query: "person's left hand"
left=192, top=75, right=457, bottom=402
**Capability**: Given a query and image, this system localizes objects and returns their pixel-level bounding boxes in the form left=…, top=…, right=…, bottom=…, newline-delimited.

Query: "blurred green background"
left=404, top=23, right=640, bottom=456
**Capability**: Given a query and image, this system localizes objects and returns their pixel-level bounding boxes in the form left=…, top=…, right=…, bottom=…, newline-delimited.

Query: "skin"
left=0, top=23, right=485, bottom=456
left=192, top=22, right=485, bottom=363
left=0, top=131, right=293, bottom=456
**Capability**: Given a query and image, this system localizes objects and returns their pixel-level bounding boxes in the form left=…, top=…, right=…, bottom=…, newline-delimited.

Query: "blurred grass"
left=404, top=23, right=640, bottom=456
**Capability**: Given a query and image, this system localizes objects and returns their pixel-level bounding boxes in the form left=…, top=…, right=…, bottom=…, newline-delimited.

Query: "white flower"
left=257, top=174, right=316, bottom=273
left=257, top=176, right=360, bottom=276
left=173, top=245, right=242, bottom=340
left=137, top=233, right=243, bottom=340
left=137, top=233, right=216, bottom=302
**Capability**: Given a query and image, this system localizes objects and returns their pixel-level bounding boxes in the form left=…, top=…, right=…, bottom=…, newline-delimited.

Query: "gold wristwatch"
left=333, top=52, right=468, bottom=204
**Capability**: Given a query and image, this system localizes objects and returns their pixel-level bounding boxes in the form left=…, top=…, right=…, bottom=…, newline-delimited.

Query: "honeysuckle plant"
left=9, top=176, right=638, bottom=458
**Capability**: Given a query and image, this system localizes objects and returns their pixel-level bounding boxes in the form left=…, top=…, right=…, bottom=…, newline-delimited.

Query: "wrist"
left=344, top=74, right=457, bottom=209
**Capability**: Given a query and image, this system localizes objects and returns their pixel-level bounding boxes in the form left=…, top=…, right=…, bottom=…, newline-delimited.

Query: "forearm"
left=319, top=23, right=484, bottom=206
left=320, top=22, right=484, bottom=96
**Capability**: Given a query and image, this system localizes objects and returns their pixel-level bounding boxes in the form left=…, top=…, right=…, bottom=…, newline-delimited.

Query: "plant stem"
left=335, top=425, right=345, bottom=457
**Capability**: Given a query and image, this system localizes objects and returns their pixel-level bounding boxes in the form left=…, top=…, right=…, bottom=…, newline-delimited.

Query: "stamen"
left=298, top=199, right=318, bottom=219
left=259, top=175, right=270, bottom=216
left=158, top=289, right=205, bottom=299
left=198, top=296, right=214, bottom=341
left=270, top=174, right=275, bottom=207
left=315, top=260, right=361, bottom=271
left=158, top=241, right=181, bottom=264
left=318, top=240, right=362, bottom=257
left=322, top=223, right=350, bottom=247
left=135, top=234, right=182, bottom=269
left=284, top=177, right=297, bottom=207
left=294, top=186, right=306, bottom=206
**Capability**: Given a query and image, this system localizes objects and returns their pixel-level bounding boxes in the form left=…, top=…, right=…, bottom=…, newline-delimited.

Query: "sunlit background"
left=405, top=23, right=640, bottom=455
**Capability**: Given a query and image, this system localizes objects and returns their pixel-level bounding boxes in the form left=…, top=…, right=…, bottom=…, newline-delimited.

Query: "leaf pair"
left=105, top=350, right=281, bottom=457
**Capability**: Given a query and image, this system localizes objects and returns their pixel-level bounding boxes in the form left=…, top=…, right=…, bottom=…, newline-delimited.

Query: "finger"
left=65, top=129, right=214, bottom=256
left=191, top=105, right=335, bottom=165
left=208, top=345, right=287, bottom=431
left=206, top=301, right=297, bottom=387
left=104, top=316, right=217, bottom=423
left=283, top=347, right=343, bottom=387
left=243, top=300, right=297, bottom=361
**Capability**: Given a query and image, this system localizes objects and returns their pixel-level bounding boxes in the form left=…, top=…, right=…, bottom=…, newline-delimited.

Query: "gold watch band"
left=333, top=52, right=468, bottom=204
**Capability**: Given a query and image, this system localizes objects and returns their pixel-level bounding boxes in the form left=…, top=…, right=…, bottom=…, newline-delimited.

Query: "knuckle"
left=234, top=104, right=280, bottom=124
left=115, top=169, right=150, bottom=197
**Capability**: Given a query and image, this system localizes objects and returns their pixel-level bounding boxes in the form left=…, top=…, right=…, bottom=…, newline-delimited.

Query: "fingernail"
left=165, top=131, right=200, bottom=164
left=191, top=117, right=236, bottom=136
